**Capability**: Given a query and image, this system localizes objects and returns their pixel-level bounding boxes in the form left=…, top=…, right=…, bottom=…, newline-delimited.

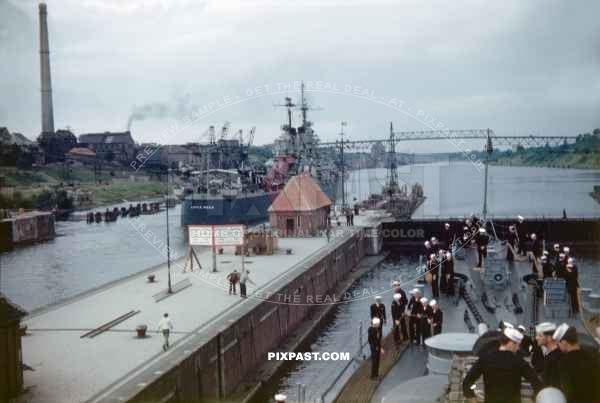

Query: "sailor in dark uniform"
left=428, top=253, right=440, bottom=299
left=553, top=323, right=600, bottom=403
left=550, top=243, right=561, bottom=264
left=368, top=317, right=384, bottom=379
left=541, top=256, right=555, bottom=279
left=429, top=299, right=443, bottom=335
left=423, top=240, right=433, bottom=261
left=533, top=322, right=561, bottom=388
left=459, top=225, right=471, bottom=248
left=391, top=292, right=408, bottom=344
left=516, top=215, right=527, bottom=256
left=407, top=289, right=423, bottom=344
left=370, top=296, right=387, bottom=325
left=430, top=237, right=441, bottom=254
left=506, top=224, right=518, bottom=261
left=555, top=253, right=567, bottom=277
left=441, top=222, right=454, bottom=250
left=463, top=328, right=542, bottom=403
left=476, top=228, right=490, bottom=268
left=441, top=251, right=455, bottom=295
left=563, top=262, right=579, bottom=314
left=419, top=297, right=432, bottom=342
left=516, top=325, right=533, bottom=358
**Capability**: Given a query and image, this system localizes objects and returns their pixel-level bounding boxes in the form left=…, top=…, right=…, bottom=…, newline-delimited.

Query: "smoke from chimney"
left=39, top=2, right=55, bottom=134
left=126, top=93, right=197, bottom=131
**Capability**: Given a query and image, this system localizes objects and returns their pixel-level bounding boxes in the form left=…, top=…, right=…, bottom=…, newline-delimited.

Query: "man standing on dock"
left=368, top=317, right=383, bottom=379
left=157, top=313, right=173, bottom=352
left=226, top=269, right=240, bottom=295
left=463, top=327, right=541, bottom=403
left=239, top=270, right=255, bottom=298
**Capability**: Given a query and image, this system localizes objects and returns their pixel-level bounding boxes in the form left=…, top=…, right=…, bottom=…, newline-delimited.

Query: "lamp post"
left=482, top=128, right=493, bottom=220
left=165, top=154, right=172, bottom=294
left=339, top=121, right=347, bottom=210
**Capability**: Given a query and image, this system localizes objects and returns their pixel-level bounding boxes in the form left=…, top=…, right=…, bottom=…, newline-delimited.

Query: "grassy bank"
left=0, top=166, right=168, bottom=210
left=493, top=152, right=600, bottom=169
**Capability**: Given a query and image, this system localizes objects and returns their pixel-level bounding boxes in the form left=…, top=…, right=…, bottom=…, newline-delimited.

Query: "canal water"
left=251, top=251, right=600, bottom=403
left=1, top=163, right=600, bottom=310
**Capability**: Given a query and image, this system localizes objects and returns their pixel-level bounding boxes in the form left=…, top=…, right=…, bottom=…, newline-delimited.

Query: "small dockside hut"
left=268, top=175, right=331, bottom=237
left=0, top=293, right=27, bottom=401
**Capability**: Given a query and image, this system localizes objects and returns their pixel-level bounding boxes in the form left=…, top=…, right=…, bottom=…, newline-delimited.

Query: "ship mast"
left=386, top=122, right=399, bottom=196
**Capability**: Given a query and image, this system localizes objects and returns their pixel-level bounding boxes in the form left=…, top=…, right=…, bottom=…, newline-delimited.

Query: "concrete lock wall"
left=382, top=218, right=600, bottom=249
left=126, top=229, right=367, bottom=403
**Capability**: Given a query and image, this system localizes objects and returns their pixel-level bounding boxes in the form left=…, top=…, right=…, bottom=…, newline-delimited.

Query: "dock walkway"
left=21, top=231, right=360, bottom=403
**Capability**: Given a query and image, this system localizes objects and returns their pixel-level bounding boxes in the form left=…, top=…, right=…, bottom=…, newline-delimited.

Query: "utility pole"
left=339, top=122, right=347, bottom=209
left=165, top=148, right=172, bottom=293
left=482, top=128, right=493, bottom=220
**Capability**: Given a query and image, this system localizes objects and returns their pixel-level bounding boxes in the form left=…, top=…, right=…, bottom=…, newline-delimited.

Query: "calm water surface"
left=1, top=163, right=599, bottom=310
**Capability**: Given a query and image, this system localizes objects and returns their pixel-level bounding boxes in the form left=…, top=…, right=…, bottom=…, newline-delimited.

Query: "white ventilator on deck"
left=424, top=333, right=479, bottom=375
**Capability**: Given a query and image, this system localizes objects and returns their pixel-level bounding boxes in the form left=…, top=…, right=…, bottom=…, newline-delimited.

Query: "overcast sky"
left=1, top=0, right=599, bottom=152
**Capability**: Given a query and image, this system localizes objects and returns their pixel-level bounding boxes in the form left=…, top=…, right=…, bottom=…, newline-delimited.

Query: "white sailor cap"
left=535, top=388, right=566, bottom=403
left=479, top=228, right=486, bottom=233
left=444, top=223, right=450, bottom=228
left=501, top=321, right=514, bottom=329
left=420, top=297, right=429, bottom=304
left=543, top=250, right=549, bottom=256
left=430, top=253, right=437, bottom=259
left=393, top=293, right=402, bottom=301
left=567, top=257, right=575, bottom=264
left=517, top=325, right=527, bottom=333
left=392, top=280, right=400, bottom=287
left=374, top=296, right=382, bottom=301
left=431, top=237, right=438, bottom=242
left=554, top=243, right=560, bottom=249
left=446, top=252, right=452, bottom=259
left=541, top=256, right=548, bottom=261
left=536, top=322, right=557, bottom=334
left=518, top=215, right=524, bottom=223
left=429, top=299, right=437, bottom=306
left=274, top=394, right=287, bottom=402
left=410, top=288, right=420, bottom=295
left=371, top=317, right=381, bottom=327
left=504, top=327, right=524, bottom=343
left=531, top=233, right=536, bottom=239
left=424, top=240, right=431, bottom=247
left=563, top=246, right=570, bottom=253
left=463, top=226, right=469, bottom=231
left=553, top=323, right=569, bottom=342
left=559, top=253, right=566, bottom=259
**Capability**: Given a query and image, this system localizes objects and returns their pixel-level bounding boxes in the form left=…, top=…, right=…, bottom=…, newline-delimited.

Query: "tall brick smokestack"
left=39, top=3, right=54, bottom=134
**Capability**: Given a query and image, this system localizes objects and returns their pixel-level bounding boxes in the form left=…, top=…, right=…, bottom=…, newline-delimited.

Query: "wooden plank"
left=80, top=310, right=140, bottom=339
left=334, top=332, right=409, bottom=403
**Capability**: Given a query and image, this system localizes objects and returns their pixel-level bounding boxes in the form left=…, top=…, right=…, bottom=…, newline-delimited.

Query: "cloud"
left=1, top=0, right=599, bottom=147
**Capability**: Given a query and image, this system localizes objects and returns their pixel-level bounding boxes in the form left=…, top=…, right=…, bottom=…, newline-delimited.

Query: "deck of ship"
left=337, top=240, right=598, bottom=403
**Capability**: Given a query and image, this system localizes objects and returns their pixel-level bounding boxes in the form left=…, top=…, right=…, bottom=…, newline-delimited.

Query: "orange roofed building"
left=268, top=175, right=331, bottom=237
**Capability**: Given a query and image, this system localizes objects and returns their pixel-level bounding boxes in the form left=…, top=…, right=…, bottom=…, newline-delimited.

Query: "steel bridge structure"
left=317, top=129, right=578, bottom=151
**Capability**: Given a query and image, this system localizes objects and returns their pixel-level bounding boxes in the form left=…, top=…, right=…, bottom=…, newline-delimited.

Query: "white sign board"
left=188, top=225, right=245, bottom=246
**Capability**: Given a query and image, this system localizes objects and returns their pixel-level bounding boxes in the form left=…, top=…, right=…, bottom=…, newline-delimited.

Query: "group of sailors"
left=505, top=220, right=581, bottom=314
left=464, top=321, right=600, bottom=403
left=367, top=286, right=444, bottom=379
